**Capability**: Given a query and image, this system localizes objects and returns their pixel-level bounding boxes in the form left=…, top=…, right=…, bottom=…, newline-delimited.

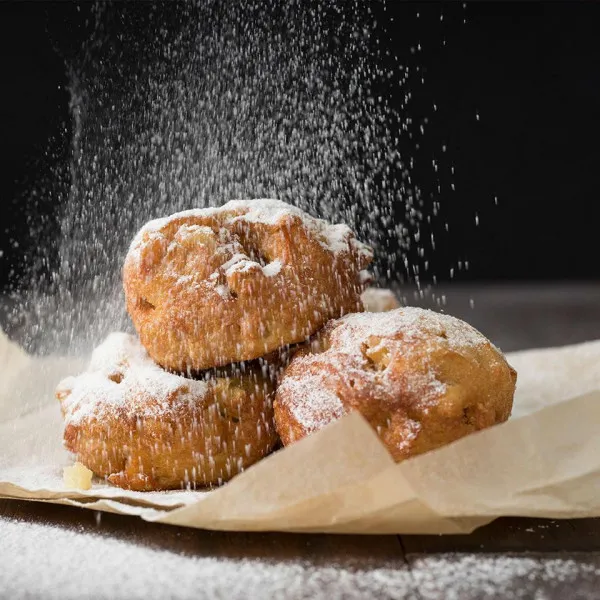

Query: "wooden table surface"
left=2, top=282, right=600, bottom=599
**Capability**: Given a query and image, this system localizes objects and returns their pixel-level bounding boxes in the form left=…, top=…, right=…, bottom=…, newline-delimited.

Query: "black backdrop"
left=2, top=1, right=599, bottom=290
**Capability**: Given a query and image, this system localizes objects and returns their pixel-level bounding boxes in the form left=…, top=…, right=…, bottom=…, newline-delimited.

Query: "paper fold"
left=1, top=332, right=600, bottom=534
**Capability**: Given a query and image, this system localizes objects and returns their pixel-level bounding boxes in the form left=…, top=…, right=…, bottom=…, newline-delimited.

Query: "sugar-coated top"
left=128, top=198, right=373, bottom=261
left=278, top=307, right=493, bottom=436
left=57, top=333, right=209, bottom=426
left=331, top=307, right=489, bottom=354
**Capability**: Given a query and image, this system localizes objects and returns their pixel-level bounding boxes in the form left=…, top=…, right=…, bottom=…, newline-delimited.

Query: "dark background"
left=1, top=1, right=599, bottom=290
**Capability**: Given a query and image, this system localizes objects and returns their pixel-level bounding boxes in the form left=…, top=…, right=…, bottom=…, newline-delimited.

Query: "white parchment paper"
left=1, top=330, right=599, bottom=534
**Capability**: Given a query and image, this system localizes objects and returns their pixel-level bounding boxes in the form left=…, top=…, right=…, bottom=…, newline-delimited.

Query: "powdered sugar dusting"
left=225, top=259, right=260, bottom=277
left=329, top=308, right=491, bottom=405
left=280, top=375, right=345, bottom=433
left=0, top=463, right=204, bottom=506
left=1, top=514, right=597, bottom=600
left=214, top=284, right=230, bottom=298
left=410, top=553, right=600, bottom=600
left=226, top=198, right=312, bottom=225
left=277, top=307, right=496, bottom=436
left=59, top=333, right=209, bottom=426
left=220, top=252, right=250, bottom=272
left=334, top=307, right=489, bottom=355
left=323, top=307, right=490, bottom=406
left=129, top=199, right=372, bottom=266
left=0, top=516, right=417, bottom=600
left=262, top=259, right=283, bottom=277
left=226, top=199, right=373, bottom=260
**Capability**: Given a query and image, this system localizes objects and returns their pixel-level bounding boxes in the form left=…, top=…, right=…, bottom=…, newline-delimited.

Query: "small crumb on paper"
left=63, top=462, right=93, bottom=490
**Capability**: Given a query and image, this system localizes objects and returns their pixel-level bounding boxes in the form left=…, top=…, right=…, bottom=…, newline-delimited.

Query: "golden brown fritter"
left=56, top=333, right=280, bottom=491
left=122, top=199, right=372, bottom=372
left=274, top=307, right=516, bottom=461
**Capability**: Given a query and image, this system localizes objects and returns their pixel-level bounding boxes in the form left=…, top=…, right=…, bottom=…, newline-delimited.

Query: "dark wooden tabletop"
left=2, top=282, right=600, bottom=599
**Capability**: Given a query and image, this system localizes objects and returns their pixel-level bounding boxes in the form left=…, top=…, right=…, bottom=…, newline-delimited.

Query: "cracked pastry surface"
left=56, top=332, right=279, bottom=491
left=123, top=199, right=373, bottom=372
left=274, top=307, right=516, bottom=461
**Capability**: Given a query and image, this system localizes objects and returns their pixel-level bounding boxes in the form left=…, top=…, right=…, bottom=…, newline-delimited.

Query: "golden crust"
left=273, top=308, right=516, bottom=461
left=122, top=200, right=372, bottom=372
left=56, top=333, right=279, bottom=491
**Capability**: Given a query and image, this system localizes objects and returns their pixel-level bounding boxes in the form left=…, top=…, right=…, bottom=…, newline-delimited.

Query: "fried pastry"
left=56, top=332, right=279, bottom=491
left=274, top=307, right=516, bottom=461
left=123, top=199, right=372, bottom=372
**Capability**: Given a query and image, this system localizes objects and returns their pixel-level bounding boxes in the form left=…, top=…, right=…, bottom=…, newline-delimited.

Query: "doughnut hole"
left=220, top=221, right=285, bottom=302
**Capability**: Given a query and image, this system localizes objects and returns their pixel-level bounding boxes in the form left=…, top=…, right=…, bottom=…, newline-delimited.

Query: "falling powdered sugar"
left=125, top=199, right=372, bottom=306
left=7, top=2, right=457, bottom=362
left=226, top=199, right=373, bottom=259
